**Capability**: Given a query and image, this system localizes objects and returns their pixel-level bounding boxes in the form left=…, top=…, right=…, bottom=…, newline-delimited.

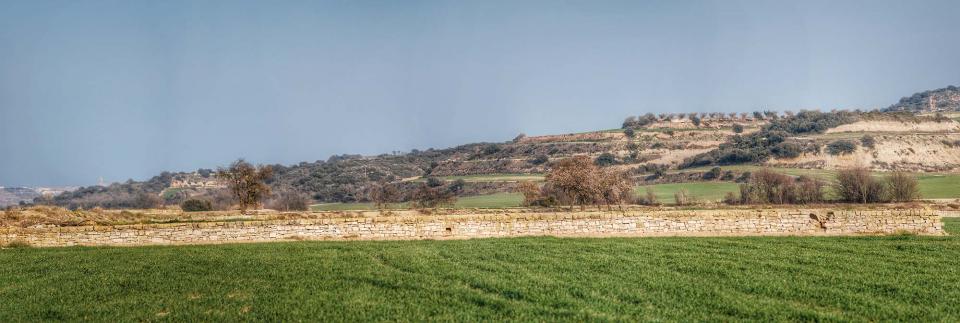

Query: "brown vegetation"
left=736, top=169, right=826, bottom=205
left=521, top=156, right=633, bottom=210
left=266, top=190, right=311, bottom=211
left=217, top=159, right=273, bottom=213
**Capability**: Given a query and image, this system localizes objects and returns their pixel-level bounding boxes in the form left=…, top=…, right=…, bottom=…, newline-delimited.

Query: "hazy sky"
left=1, top=0, right=958, bottom=186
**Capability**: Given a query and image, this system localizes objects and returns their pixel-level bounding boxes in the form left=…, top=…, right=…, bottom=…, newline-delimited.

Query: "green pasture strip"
left=2, top=233, right=958, bottom=321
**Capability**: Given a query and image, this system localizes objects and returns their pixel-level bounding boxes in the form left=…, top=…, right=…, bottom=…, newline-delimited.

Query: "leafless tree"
left=216, top=159, right=273, bottom=213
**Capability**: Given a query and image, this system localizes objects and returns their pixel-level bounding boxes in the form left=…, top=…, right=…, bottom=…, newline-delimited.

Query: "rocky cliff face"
left=887, top=85, right=960, bottom=112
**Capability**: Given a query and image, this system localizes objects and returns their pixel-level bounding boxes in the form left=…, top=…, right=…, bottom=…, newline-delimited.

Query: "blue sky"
left=1, top=0, right=958, bottom=186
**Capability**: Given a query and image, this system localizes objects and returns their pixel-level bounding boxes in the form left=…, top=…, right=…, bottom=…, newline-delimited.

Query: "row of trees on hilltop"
left=622, top=111, right=789, bottom=129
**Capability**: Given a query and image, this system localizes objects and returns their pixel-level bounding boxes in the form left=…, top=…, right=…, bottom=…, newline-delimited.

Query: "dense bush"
left=595, top=153, right=617, bottom=167
left=702, top=167, right=722, bottom=180
left=411, top=183, right=457, bottom=208
left=623, top=128, right=635, bottom=138
left=425, top=177, right=444, bottom=187
left=860, top=135, right=876, bottom=149
left=737, top=169, right=825, bottom=204
left=826, top=140, right=858, bottom=155
left=771, top=142, right=802, bottom=158
left=732, top=124, right=744, bottom=133
left=180, top=199, right=213, bottom=212
left=525, top=156, right=633, bottom=209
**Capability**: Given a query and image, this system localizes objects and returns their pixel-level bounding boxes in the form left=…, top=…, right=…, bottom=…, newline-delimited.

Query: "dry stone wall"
left=0, top=209, right=945, bottom=247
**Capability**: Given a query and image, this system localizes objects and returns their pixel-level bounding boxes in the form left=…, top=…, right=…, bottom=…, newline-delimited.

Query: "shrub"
left=771, top=142, right=802, bottom=158
left=702, top=167, right=722, bottom=180
left=545, top=156, right=632, bottom=209
left=180, top=199, right=212, bottom=212
left=737, top=169, right=824, bottom=204
left=267, top=190, right=311, bottom=211
left=674, top=188, right=693, bottom=206
left=425, top=177, right=444, bottom=187
left=723, top=191, right=739, bottom=205
left=481, top=144, right=501, bottom=156
left=594, top=153, right=617, bottom=167
left=209, top=189, right=236, bottom=211
left=860, top=135, right=876, bottom=149
left=835, top=167, right=888, bottom=203
left=2, top=240, right=31, bottom=248
left=447, top=179, right=466, bottom=195
left=793, top=176, right=826, bottom=204
left=636, top=187, right=660, bottom=206
left=367, top=182, right=402, bottom=209
left=732, top=124, right=744, bottom=133
left=623, top=128, right=635, bottom=138
left=826, top=140, right=857, bottom=155
left=886, top=171, right=919, bottom=202
left=411, top=184, right=456, bottom=208
left=132, top=192, right=163, bottom=209
left=690, top=115, right=702, bottom=127
left=529, top=154, right=549, bottom=165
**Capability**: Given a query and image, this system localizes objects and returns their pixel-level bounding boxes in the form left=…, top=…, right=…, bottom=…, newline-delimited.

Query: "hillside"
left=36, top=86, right=960, bottom=209
left=886, top=85, right=960, bottom=112
left=0, top=187, right=40, bottom=207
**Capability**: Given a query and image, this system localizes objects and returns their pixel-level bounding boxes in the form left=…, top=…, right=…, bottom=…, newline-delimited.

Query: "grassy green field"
left=636, top=182, right=740, bottom=204
left=680, top=165, right=960, bottom=199
left=1, top=219, right=958, bottom=321
left=312, top=182, right=742, bottom=210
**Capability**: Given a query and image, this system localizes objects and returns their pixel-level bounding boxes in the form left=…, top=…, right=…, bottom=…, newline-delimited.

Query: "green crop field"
left=635, top=182, right=741, bottom=204
left=679, top=165, right=960, bottom=199
left=1, top=219, right=958, bottom=321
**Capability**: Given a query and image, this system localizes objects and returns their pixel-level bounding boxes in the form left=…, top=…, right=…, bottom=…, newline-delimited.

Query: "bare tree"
left=216, top=159, right=273, bottom=213
left=267, top=190, right=311, bottom=211
left=410, top=183, right=456, bottom=209
left=887, top=171, right=920, bottom=202
left=835, top=167, right=887, bottom=204
left=545, top=156, right=603, bottom=210
left=368, top=181, right=402, bottom=209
